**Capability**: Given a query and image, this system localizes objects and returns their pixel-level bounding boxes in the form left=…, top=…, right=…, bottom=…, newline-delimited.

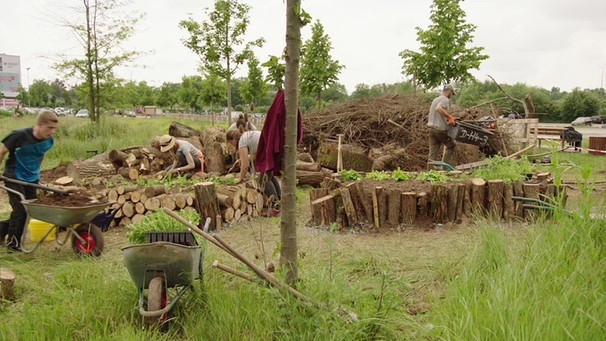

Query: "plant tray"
left=144, top=230, right=198, bottom=246
left=448, top=121, right=494, bottom=147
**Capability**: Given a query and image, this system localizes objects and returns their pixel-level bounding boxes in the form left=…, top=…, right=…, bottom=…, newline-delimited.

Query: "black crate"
left=145, top=230, right=198, bottom=246
left=448, top=121, right=494, bottom=147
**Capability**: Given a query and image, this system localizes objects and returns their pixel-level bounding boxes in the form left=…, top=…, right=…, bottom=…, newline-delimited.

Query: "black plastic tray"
left=144, top=230, right=198, bottom=246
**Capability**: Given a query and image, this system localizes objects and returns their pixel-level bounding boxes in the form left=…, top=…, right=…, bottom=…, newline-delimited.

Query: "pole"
left=26, top=67, right=31, bottom=107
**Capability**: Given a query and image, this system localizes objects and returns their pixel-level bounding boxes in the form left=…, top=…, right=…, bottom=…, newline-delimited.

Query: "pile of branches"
left=300, top=93, right=490, bottom=171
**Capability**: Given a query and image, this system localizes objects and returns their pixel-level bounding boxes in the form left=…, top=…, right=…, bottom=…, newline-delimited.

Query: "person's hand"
left=446, top=114, right=456, bottom=126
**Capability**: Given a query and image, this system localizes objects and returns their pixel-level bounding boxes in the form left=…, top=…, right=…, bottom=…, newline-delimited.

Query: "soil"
left=33, top=191, right=107, bottom=207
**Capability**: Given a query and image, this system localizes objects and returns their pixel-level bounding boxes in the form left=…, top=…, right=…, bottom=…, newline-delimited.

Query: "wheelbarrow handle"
left=0, top=184, right=26, bottom=201
left=1, top=176, right=68, bottom=194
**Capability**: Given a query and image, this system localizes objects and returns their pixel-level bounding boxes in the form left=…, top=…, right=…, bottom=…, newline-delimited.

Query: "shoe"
left=7, top=244, right=23, bottom=253
left=268, top=208, right=280, bottom=217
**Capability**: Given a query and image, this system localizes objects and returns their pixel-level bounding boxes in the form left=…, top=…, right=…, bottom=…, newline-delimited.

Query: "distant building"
left=0, top=53, right=22, bottom=107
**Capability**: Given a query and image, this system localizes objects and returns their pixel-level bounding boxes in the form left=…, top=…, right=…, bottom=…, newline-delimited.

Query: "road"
left=539, top=123, right=606, bottom=138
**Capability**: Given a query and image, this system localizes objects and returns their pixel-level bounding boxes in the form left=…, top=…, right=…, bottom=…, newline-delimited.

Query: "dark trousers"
left=259, top=172, right=281, bottom=209
left=176, top=153, right=201, bottom=172
left=428, top=128, right=455, bottom=165
left=6, top=181, right=37, bottom=248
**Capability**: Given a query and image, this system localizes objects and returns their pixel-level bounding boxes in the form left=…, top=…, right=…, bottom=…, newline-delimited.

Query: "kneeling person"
left=159, top=135, right=205, bottom=175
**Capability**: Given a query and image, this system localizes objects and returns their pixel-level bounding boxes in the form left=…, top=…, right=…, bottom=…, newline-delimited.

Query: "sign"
left=0, top=54, right=22, bottom=98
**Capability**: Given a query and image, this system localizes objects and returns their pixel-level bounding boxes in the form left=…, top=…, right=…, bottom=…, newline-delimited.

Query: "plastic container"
left=28, top=219, right=55, bottom=242
left=447, top=121, right=494, bottom=147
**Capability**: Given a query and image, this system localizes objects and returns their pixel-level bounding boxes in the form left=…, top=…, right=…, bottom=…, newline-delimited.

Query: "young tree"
left=281, top=0, right=310, bottom=285
left=399, top=0, right=488, bottom=91
left=200, top=71, right=227, bottom=125
left=53, top=0, right=143, bottom=122
left=179, top=75, right=205, bottom=113
left=240, top=56, right=267, bottom=110
left=300, top=20, right=344, bottom=107
left=156, top=82, right=181, bottom=110
left=179, top=0, right=264, bottom=125
left=263, top=55, right=286, bottom=90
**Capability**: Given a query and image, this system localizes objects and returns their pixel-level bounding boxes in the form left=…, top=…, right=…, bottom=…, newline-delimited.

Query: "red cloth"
left=254, top=89, right=303, bottom=175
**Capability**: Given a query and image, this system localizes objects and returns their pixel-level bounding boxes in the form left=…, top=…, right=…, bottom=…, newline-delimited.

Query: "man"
left=427, top=84, right=457, bottom=168
left=0, top=109, right=58, bottom=251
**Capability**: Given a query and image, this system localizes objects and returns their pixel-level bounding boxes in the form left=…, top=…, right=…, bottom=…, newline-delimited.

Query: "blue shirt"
left=2, top=127, right=53, bottom=182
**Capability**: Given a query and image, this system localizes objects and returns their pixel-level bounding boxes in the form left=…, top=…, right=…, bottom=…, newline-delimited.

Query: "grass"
left=1, top=114, right=606, bottom=339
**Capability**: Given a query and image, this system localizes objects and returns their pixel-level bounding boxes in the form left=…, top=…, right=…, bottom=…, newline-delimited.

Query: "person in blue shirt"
left=0, top=109, right=58, bottom=251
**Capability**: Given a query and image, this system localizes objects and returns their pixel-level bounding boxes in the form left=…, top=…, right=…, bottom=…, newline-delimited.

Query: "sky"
left=2, top=0, right=606, bottom=95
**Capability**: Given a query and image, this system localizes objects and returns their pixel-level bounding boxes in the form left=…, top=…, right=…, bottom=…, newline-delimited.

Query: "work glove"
left=446, top=114, right=456, bottom=126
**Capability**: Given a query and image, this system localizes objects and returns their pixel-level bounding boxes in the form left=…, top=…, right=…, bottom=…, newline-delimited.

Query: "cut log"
left=522, top=183, right=540, bottom=220
left=54, top=176, right=73, bottom=186
left=297, top=170, right=327, bottom=187
left=345, top=182, right=366, bottom=222
left=107, top=189, right=119, bottom=203
left=354, top=182, right=373, bottom=223
left=245, top=188, right=257, bottom=204
left=130, top=190, right=142, bottom=203
left=296, top=160, right=321, bottom=172
left=224, top=207, right=235, bottom=223
left=216, top=193, right=232, bottom=208
left=0, top=268, right=16, bottom=299
left=387, top=188, right=401, bottom=228
left=316, top=139, right=373, bottom=172
left=513, top=180, right=524, bottom=217
left=456, top=183, right=466, bottom=221
left=503, top=183, right=514, bottom=221
left=66, top=152, right=115, bottom=181
left=194, top=182, right=221, bottom=230
left=131, top=214, right=146, bottom=225
left=119, top=217, right=132, bottom=226
left=417, top=192, right=429, bottom=221
left=135, top=202, right=146, bottom=215
left=144, top=197, right=160, bottom=212
left=109, top=149, right=129, bottom=167
left=144, top=184, right=166, bottom=198
left=117, top=185, right=137, bottom=195
left=470, top=178, right=486, bottom=216
left=430, top=184, right=449, bottom=224
left=487, top=179, right=504, bottom=220
left=122, top=202, right=135, bottom=218
left=175, top=194, right=188, bottom=209
left=338, top=187, right=358, bottom=227
left=311, top=194, right=336, bottom=226
left=159, top=194, right=176, bottom=211
left=297, top=152, right=315, bottom=163
left=401, top=192, right=417, bottom=226
left=118, top=167, right=139, bottom=180
left=447, top=184, right=459, bottom=222
left=319, top=174, right=341, bottom=190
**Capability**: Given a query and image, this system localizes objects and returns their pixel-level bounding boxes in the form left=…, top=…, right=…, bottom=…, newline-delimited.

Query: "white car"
left=75, top=109, right=89, bottom=118
left=571, top=117, right=592, bottom=126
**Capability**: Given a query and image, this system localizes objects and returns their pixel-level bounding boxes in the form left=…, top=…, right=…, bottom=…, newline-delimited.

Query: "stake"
left=337, top=134, right=344, bottom=172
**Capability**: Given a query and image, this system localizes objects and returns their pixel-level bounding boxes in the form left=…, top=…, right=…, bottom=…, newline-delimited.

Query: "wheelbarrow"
left=121, top=217, right=211, bottom=328
left=1, top=177, right=117, bottom=256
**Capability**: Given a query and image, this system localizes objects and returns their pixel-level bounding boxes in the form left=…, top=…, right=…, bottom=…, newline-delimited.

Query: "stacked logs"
left=310, top=176, right=567, bottom=229
left=106, top=184, right=196, bottom=227
left=217, top=183, right=266, bottom=223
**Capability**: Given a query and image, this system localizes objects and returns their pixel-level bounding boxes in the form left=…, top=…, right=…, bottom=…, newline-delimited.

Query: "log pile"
left=310, top=175, right=567, bottom=230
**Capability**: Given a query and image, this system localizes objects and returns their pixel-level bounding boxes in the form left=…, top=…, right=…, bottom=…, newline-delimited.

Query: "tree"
left=156, top=82, right=181, bottom=110
left=54, top=0, right=143, bottom=122
left=240, top=56, right=267, bottom=110
left=282, top=0, right=305, bottom=285
left=399, top=0, right=488, bottom=90
left=300, top=20, right=344, bottom=107
left=178, top=75, right=205, bottom=113
left=179, top=0, right=264, bottom=125
left=200, top=71, right=227, bottom=124
left=559, top=88, right=599, bottom=123
left=263, top=55, right=286, bottom=90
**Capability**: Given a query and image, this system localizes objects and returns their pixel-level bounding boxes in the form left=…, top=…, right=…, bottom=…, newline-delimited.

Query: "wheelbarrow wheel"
left=71, top=223, right=104, bottom=257
left=147, top=276, right=168, bottom=327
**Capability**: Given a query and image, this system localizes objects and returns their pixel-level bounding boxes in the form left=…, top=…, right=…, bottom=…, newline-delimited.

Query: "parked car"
left=571, top=117, right=593, bottom=126
left=590, top=115, right=603, bottom=124
left=75, top=109, right=89, bottom=118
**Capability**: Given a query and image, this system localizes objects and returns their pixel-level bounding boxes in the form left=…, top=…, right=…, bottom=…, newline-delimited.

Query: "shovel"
left=0, top=176, right=69, bottom=194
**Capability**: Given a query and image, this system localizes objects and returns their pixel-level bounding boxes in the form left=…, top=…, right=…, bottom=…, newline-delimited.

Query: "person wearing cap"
left=158, top=135, right=205, bottom=175
left=427, top=84, right=457, bottom=168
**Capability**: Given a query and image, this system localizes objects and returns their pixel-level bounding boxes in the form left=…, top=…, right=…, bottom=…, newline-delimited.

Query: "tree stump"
left=387, top=188, right=401, bottom=228
left=417, top=192, right=428, bottom=221
left=522, top=183, right=540, bottom=220
left=470, top=178, right=486, bottom=216
left=513, top=180, right=524, bottom=217
left=401, top=192, right=417, bottom=226
left=430, top=184, right=449, bottom=224
left=487, top=179, right=504, bottom=220
left=194, top=182, right=221, bottom=230
left=311, top=195, right=336, bottom=226
left=503, top=183, right=514, bottom=221
left=447, top=184, right=459, bottom=222
left=1, top=268, right=16, bottom=300
left=338, top=187, right=358, bottom=227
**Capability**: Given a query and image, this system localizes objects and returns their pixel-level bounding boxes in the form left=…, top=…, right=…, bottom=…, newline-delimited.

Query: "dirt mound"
left=300, top=93, right=489, bottom=171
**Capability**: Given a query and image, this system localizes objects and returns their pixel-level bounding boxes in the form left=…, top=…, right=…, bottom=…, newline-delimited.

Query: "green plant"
left=125, top=209, right=200, bottom=244
left=339, top=169, right=361, bottom=181
left=471, top=155, right=534, bottom=184
left=416, top=169, right=449, bottom=183
left=366, top=170, right=391, bottom=181
left=390, top=167, right=412, bottom=182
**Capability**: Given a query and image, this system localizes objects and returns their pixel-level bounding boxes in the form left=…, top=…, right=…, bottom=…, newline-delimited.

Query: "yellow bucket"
left=28, top=219, right=55, bottom=242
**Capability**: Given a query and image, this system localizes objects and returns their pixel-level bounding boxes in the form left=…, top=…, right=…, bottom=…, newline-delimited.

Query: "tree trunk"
left=0, top=268, right=15, bottom=299
left=387, top=188, right=401, bottom=228
left=401, top=192, right=417, bottom=226
left=430, top=184, right=449, bottom=224
left=194, top=182, right=221, bottom=230
left=487, top=179, right=504, bottom=220
left=282, top=0, right=302, bottom=285
left=470, top=178, right=486, bottom=216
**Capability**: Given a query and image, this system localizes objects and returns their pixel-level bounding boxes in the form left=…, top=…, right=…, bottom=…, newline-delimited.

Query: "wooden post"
left=194, top=182, right=221, bottom=230
left=447, top=184, right=459, bottom=222
left=470, top=178, right=486, bottom=216
left=513, top=180, right=524, bottom=217
left=522, top=183, right=540, bottom=221
left=431, top=184, right=449, bottom=224
left=487, top=179, right=504, bottom=220
left=386, top=188, right=402, bottom=228
left=401, top=192, right=417, bottom=226
left=311, top=195, right=336, bottom=226
left=338, top=188, right=358, bottom=227
left=417, top=192, right=428, bottom=221
left=336, top=134, right=344, bottom=172
left=372, top=187, right=381, bottom=228
left=503, top=183, right=514, bottom=222
left=456, top=183, right=466, bottom=221
left=354, top=182, right=373, bottom=223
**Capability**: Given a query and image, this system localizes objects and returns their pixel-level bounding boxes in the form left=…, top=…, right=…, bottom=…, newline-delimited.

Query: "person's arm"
left=0, top=143, right=8, bottom=166
left=436, top=102, right=456, bottom=126
left=168, top=159, right=179, bottom=174
left=236, top=146, right=249, bottom=183
left=180, top=152, right=196, bottom=172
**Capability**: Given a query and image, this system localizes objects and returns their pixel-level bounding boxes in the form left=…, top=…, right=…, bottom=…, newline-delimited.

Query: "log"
left=319, top=174, right=341, bottom=190
left=503, top=183, right=514, bottom=221
left=194, top=182, right=221, bottom=230
left=224, top=207, right=235, bottom=223
left=387, top=188, right=401, bottom=228
left=430, top=184, right=449, bottom=224
left=135, top=202, right=146, bottom=215
left=296, top=160, right=321, bottom=172
left=417, top=192, right=428, bottom=221
left=245, top=188, right=257, bottom=204
left=297, top=152, right=315, bottom=163
left=522, top=183, right=540, bottom=220
left=119, top=217, right=132, bottom=226
left=513, top=180, right=524, bottom=217
left=216, top=193, right=233, bottom=208
left=117, top=185, right=137, bottom=195
left=447, top=184, right=459, bottom=222
left=144, top=197, right=160, bottom=212
left=470, top=178, right=486, bottom=216
left=130, top=190, right=142, bottom=203
left=144, top=184, right=166, bottom=198
left=462, top=182, right=472, bottom=217
left=54, top=176, right=73, bottom=186
left=117, top=167, right=139, bottom=180
left=107, top=189, right=119, bottom=203
left=131, top=214, right=146, bottom=225
left=310, top=195, right=336, bottom=226
left=297, top=170, right=327, bottom=187
left=338, top=188, right=358, bottom=227
left=310, top=188, right=330, bottom=220
left=122, top=201, right=135, bottom=218
left=0, top=268, right=16, bottom=299
left=401, top=192, right=417, bottom=226
left=186, top=194, right=195, bottom=206
left=175, top=194, right=188, bottom=209
left=217, top=185, right=242, bottom=210
left=372, top=187, right=380, bottom=228
left=354, top=181, right=373, bottom=223
left=202, top=141, right=225, bottom=174
left=66, top=152, right=115, bottom=181
left=316, top=140, right=373, bottom=172
left=487, top=179, right=504, bottom=220
left=168, top=121, right=203, bottom=139
left=109, top=149, right=129, bottom=167
left=159, top=194, right=176, bottom=211
left=456, top=183, right=466, bottom=221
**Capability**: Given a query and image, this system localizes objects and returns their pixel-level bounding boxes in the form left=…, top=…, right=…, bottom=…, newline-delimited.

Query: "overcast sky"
left=2, top=0, right=606, bottom=94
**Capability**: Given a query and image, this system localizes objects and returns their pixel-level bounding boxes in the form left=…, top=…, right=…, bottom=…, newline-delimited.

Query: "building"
left=0, top=53, right=22, bottom=107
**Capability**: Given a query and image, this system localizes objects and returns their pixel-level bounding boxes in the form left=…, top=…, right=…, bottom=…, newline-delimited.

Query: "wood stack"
left=310, top=175, right=567, bottom=229
left=216, top=183, right=266, bottom=223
